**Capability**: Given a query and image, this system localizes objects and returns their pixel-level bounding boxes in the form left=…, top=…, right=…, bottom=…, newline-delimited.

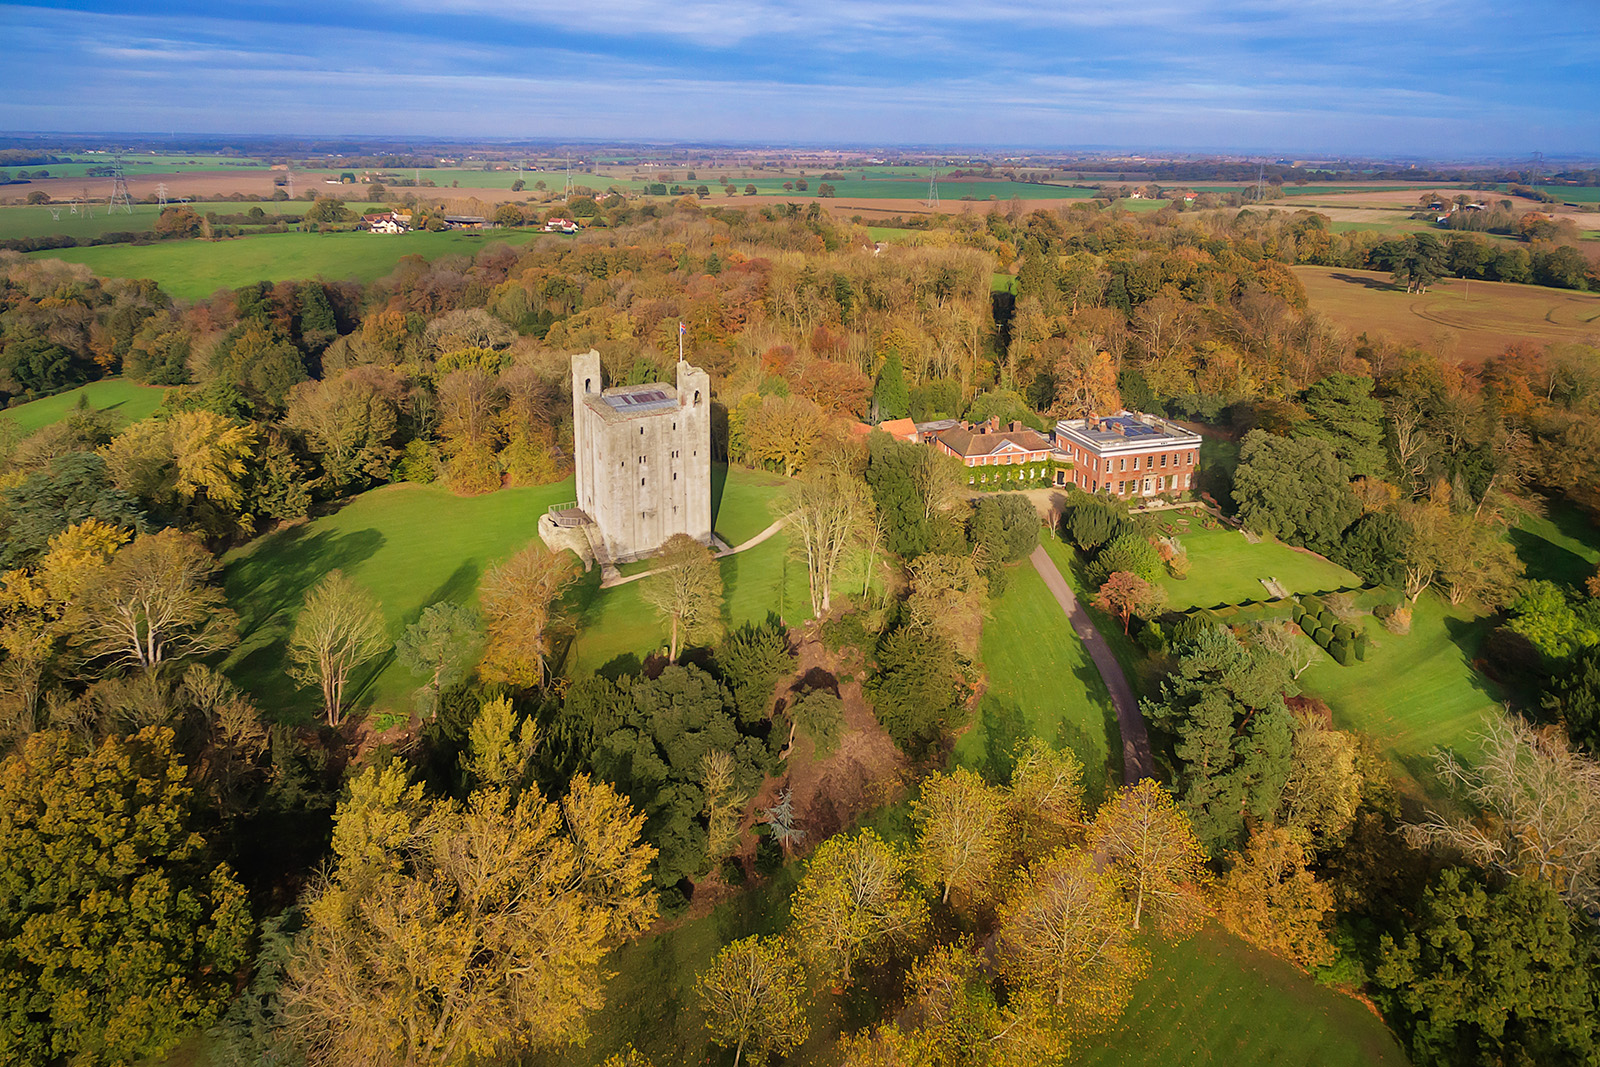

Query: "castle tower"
left=570, top=349, right=712, bottom=562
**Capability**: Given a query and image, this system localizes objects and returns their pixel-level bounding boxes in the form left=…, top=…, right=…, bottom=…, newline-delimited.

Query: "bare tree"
left=1254, top=621, right=1317, bottom=680
left=73, top=529, right=237, bottom=671
left=787, top=444, right=869, bottom=617
left=479, top=543, right=579, bottom=687
left=1406, top=715, right=1600, bottom=912
left=286, top=571, right=389, bottom=726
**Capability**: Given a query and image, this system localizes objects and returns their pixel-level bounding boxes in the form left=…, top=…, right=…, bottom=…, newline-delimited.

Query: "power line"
left=108, top=156, right=133, bottom=214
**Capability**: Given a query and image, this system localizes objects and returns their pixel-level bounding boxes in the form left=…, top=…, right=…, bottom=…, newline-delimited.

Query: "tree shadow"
left=224, top=525, right=387, bottom=642
left=346, top=559, right=486, bottom=714
left=1441, top=612, right=1506, bottom=704
left=1509, top=525, right=1593, bottom=585
left=1328, top=271, right=1402, bottom=292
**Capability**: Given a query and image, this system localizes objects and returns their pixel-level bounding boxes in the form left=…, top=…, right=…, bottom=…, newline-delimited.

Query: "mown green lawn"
left=1075, top=926, right=1404, bottom=1067
left=960, top=557, right=1120, bottom=799
left=711, top=462, right=790, bottom=545
left=1, top=378, right=168, bottom=432
left=221, top=480, right=573, bottom=723
left=219, top=466, right=802, bottom=718
left=29, top=228, right=536, bottom=302
left=1511, top=499, right=1600, bottom=585
left=1300, top=596, right=1499, bottom=788
left=1160, top=526, right=1360, bottom=611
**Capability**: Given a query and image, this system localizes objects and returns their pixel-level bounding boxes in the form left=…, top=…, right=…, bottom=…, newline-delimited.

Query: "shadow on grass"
left=711, top=460, right=728, bottom=532
left=222, top=525, right=388, bottom=722
left=1508, top=526, right=1591, bottom=585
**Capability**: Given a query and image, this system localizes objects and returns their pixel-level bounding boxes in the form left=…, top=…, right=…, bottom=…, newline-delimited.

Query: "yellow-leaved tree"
left=912, top=766, right=1009, bottom=907
left=790, top=828, right=928, bottom=989
left=1215, top=826, right=1336, bottom=969
left=283, top=700, right=657, bottom=1067
left=1086, top=777, right=1209, bottom=934
left=695, top=935, right=810, bottom=1067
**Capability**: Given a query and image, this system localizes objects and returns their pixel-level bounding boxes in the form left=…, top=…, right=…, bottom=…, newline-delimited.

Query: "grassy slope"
left=221, top=480, right=574, bottom=723
left=960, top=557, right=1120, bottom=798
left=218, top=467, right=801, bottom=721
left=29, top=229, right=536, bottom=302
left=1511, top=499, right=1600, bottom=585
left=1160, top=526, right=1358, bottom=611
left=711, top=461, right=790, bottom=545
left=0, top=378, right=167, bottom=431
left=1300, top=597, right=1498, bottom=788
left=1075, top=926, right=1404, bottom=1067
left=1295, top=264, right=1600, bottom=363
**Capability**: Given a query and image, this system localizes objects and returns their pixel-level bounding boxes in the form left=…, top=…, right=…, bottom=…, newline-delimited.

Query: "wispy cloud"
left=0, top=0, right=1594, bottom=153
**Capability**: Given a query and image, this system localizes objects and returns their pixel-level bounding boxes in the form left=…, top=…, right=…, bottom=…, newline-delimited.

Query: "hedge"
left=1329, top=639, right=1353, bottom=665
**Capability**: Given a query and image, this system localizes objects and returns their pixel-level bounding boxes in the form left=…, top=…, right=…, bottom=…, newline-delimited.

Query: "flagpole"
left=678, top=321, right=685, bottom=363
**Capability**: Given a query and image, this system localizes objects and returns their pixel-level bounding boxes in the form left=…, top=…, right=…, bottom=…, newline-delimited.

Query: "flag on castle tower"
left=678, top=321, right=686, bottom=336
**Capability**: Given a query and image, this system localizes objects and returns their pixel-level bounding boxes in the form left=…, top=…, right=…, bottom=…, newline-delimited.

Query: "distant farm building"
left=1053, top=411, right=1201, bottom=497
left=544, top=217, right=580, bottom=234
left=363, top=211, right=408, bottom=234
left=442, top=214, right=488, bottom=229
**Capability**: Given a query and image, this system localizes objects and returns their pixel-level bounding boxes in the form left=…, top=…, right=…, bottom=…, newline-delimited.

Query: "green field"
left=0, top=378, right=168, bottom=432
left=0, top=200, right=379, bottom=242
left=960, top=556, right=1119, bottom=796
left=4, top=153, right=269, bottom=180
left=1511, top=500, right=1600, bottom=585
left=221, top=480, right=574, bottom=722
left=711, top=462, right=790, bottom=544
left=1160, top=526, right=1359, bottom=610
left=1299, top=596, right=1498, bottom=790
left=220, top=467, right=797, bottom=720
left=1075, top=926, right=1404, bottom=1066
left=30, top=228, right=536, bottom=302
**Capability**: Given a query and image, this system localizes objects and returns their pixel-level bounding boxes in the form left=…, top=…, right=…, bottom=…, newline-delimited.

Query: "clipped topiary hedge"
left=1329, top=638, right=1353, bottom=665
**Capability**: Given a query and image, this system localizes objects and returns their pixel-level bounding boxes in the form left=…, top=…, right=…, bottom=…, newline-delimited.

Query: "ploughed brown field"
left=1295, top=265, right=1600, bottom=361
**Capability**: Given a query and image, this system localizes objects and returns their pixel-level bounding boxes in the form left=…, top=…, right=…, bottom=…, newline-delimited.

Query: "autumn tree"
left=640, top=533, right=724, bottom=661
left=1215, top=826, right=1335, bottom=969
left=1405, top=715, right=1600, bottom=912
left=395, top=600, right=481, bottom=716
left=100, top=409, right=255, bottom=533
left=996, top=848, right=1147, bottom=1025
left=1092, top=570, right=1166, bottom=634
left=1008, top=737, right=1086, bottom=861
left=1087, top=778, right=1209, bottom=934
left=913, top=766, right=1010, bottom=906
left=1049, top=337, right=1120, bottom=419
left=479, top=542, right=579, bottom=687
left=740, top=393, right=832, bottom=477
left=0, top=727, right=252, bottom=1067
left=701, top=749, right=746, bottom=867
left=787, top=442, right=870, bottom=616
left=71, top=527, right=237, bottom=670
left=1275, top=709, right=1363, bottom=850
left=283, top=368, right=404, bottom=492
left=283, top=766, right=657, bottom=1067
left=695, top=936, right=810, bottom=1067
left=791, top=828, right=928, bottom=988
left=285, top=570, right=389, bottom=725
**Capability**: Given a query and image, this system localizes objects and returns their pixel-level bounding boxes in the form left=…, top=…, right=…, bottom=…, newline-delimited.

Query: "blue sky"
left=1, top=0, right=1595, bottom=155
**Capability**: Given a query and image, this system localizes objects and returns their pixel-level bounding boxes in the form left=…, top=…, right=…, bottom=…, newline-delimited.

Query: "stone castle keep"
left=568, top=349, right=712, bottom=563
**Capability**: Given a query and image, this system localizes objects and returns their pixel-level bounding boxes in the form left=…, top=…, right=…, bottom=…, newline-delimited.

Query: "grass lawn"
left=1300, top=594, right=1500, bottom=780
left=1039, top=534, right=1152, bottom=693
left=712, top=463, right=790, bottom=545
left=1510, top=498, right=1600, bottom=585
left=1, top=378, right=168, bottom=432
left=221, top=479, right=574, bottom=723
left=960, top=557, right=1121, bottom=799
left=1295, top=264, right=1600, bottom=363
left=1075, top=925, right=1404, bottom=1067
left=29, top=228, right=536, bottom=302
left=564, top=531, right=812, bottom=676
left=1160, top=526, right=1359, bottom=611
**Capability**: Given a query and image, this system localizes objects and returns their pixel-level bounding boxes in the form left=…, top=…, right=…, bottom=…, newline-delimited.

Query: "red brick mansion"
left=1052, top=411, right=1202, bottom=498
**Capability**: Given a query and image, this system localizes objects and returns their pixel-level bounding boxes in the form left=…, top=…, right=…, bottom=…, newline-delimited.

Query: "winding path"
left=1028, top=544, right=1154, bottom=783
left=601, top=517, right=789, bottom=588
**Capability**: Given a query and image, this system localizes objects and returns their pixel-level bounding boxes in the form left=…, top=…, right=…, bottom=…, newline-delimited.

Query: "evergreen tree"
left=873, top=351, right=910, bottom=421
